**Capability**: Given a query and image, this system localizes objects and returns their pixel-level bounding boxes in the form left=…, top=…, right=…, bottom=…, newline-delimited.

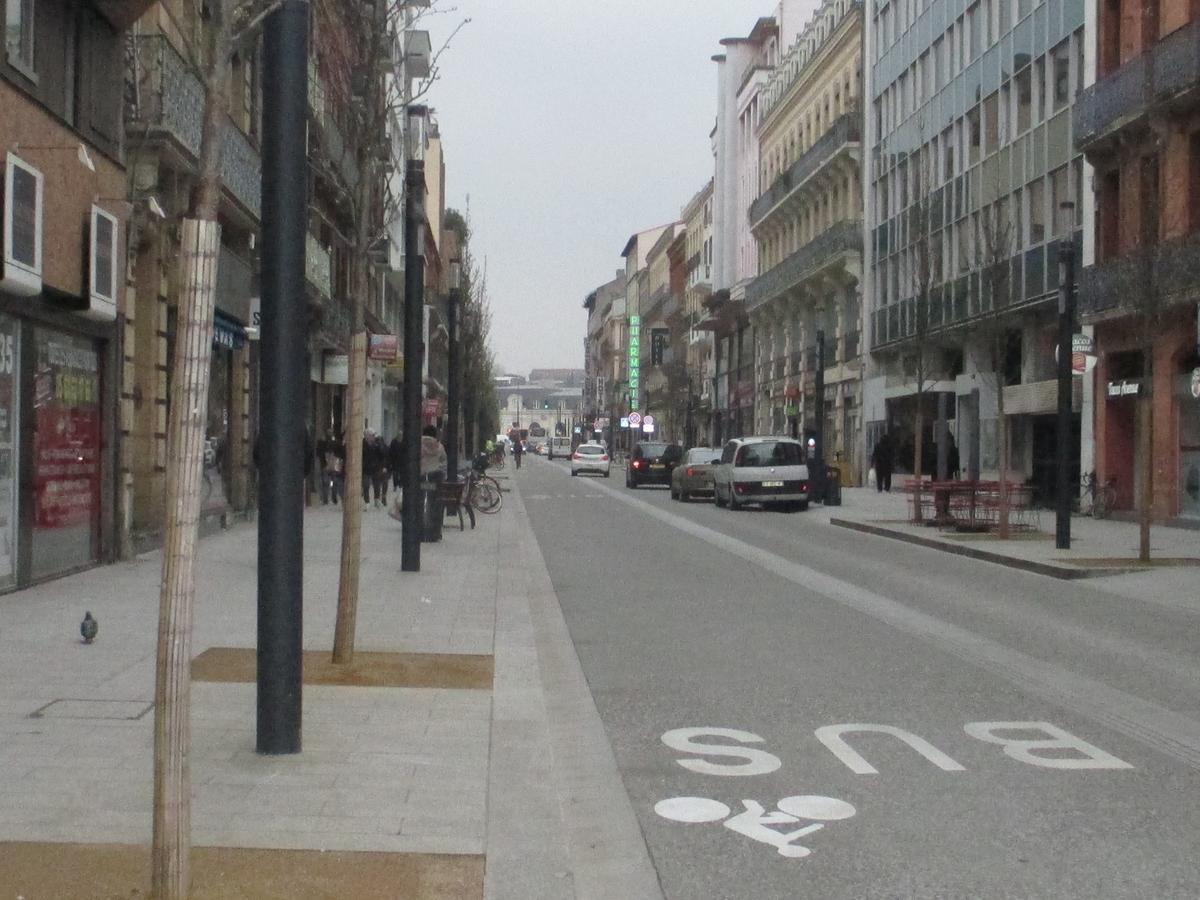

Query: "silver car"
left=713, top=436, right=810, bottom=511
left=670, top=447, right=721, bottom=501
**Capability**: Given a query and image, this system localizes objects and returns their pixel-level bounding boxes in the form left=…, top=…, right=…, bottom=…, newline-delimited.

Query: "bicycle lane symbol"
left=654, top=794, right=857, bottom=859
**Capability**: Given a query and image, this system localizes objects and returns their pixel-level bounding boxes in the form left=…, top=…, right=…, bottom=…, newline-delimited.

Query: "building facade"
left=1073, top=0, right=1200, bottom=521
left=2, top=0, right=152, bottom=587
left=864, top=0, right=1088, bottom=501
left=747, top=0, right=865, bottom=481
left=681, top=181, right=715, bottom=444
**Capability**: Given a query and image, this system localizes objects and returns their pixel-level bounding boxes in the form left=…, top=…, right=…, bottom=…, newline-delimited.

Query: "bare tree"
left=328, top=0, right=468, bottom=665
left=970, top=200, right=1016, bottom=537
left=147, top=2, right=278, bottom=897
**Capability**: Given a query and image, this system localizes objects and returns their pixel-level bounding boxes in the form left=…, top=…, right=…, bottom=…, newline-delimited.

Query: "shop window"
left=0, top=315, right=18, bottom=589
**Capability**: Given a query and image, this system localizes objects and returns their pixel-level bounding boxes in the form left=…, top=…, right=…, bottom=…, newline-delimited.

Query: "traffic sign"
left=644, top=414, right=655, bottom=426
left=620, top=417, right=630, bottom=428
left=628, top=412, right=643, bottom=426
left=643, top=423, right=655, bottom=433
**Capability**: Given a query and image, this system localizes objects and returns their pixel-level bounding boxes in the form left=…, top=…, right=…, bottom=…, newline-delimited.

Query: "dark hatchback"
left=626, top=441, right=684, bottom=488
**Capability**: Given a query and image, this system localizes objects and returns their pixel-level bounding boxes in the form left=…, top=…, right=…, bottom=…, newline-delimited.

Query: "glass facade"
left=0, top=315, right=19, bottom=590
left=869, top=0, right=1085, bottom=347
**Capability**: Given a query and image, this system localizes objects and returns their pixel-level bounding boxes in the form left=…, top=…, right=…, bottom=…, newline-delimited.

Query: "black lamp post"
left=401, top=104, right=427, bottom=572
left=1055, top=201, right=1076, bottom=550
left=813, top=328, right=826, bottom=503
left=446, top=257, right=462, bottom=482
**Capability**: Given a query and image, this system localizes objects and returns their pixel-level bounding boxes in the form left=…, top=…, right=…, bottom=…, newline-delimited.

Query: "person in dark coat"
left=362, top=430, right=382, bottom=506
left=389, top=433, right=405, bottom=491
left=872, top=432, right=895, bottom=493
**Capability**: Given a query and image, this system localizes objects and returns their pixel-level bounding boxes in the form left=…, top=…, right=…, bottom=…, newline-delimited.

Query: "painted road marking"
left=663, top=723, right=1131, bottom=776
left=655, top=794, right=857, bottom=859
left=544, top=464, right=1200, bottom=770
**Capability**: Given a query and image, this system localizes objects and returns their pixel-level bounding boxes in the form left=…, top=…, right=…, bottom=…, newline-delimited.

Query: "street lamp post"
left=1055, top=201, right=1076, bottom=550
left=446, top=258, right=462, bottom=482
left=401, top=105, right=428, bottom=572
left=813, top=329, right=826, bottom=503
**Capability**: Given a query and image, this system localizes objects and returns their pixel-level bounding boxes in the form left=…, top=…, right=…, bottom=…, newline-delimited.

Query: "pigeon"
left=80, top=612, right=98, bottom=644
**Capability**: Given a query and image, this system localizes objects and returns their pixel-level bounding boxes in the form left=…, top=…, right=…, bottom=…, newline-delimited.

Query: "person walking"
left=318, top=431, right=341, bottom=504
left=372, top=433, right=390, bottom=507
left=872, top=432, right=895, bottom=493
left=389, top=432, right=405, bottom=493
left=362, top=429, right=383, bottom=507
left=512, top=436, right=524, bottom=470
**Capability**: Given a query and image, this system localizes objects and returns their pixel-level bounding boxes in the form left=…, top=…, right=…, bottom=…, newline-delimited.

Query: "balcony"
left=1078, top=230, right=1200, bottom=322
left=841, top=330, right=860, bottom=363
left=306, top=233, right=332, bottom=299
left=749, top=113, right=860, bottom=229
left=307, top=58, right=361, bottom=190
left=128, top=35, right=262, bottom=219
left=746, top=220, right=863, bottom=314
left=216, top=246, right=253, bottom=324
left=1074, top=19, right=1200, bottom=152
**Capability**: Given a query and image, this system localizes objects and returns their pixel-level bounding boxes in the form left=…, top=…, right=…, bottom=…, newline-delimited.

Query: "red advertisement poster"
left=33, top=339, right=100, bottom=530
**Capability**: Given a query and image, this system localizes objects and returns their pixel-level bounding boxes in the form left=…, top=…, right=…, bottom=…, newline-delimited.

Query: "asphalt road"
left=518, top=455, right=1200, bottom=900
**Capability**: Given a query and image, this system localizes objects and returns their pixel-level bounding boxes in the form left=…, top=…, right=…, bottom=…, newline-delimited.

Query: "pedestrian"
left=362, top=429, right=382, bottom=507
left=872, top=432, right=895, bottom=493
left=512, top=435, right=524, bottom=470
left=318, top=430, right=340, bottom=504
left=373, top=433, right=390, bottom=506
left=389, top=432, right=405, bottom=492
left=419, top=425, right=448, bottom=541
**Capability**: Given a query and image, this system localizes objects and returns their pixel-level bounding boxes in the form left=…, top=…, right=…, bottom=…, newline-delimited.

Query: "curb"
left=828, top=518, right=1136, bottom=580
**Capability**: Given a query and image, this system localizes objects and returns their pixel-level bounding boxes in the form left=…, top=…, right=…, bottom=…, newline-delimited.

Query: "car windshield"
left=736, top=441, right=803, bottom=467
left=577, top=445, right=604, bottom=455
left=686, top=448, right=717, bottom=464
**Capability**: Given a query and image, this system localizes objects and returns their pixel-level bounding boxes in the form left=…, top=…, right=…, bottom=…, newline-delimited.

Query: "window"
left=5, top=0, right=34, bottom=73
left=736, top=441, right=803, bottom=467
left=1028, top=177, right=1045, bottom=244
left=968, top=107, right=982, bottom=164
left=1050, top=41, right=1070, bottom=112
left=1015, top=68, right=1032, bottom=134
left=983, top=92, right=999, bottom=154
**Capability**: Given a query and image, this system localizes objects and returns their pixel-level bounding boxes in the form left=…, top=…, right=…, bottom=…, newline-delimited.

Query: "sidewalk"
left=814, top=486, right=1200, bottom=579
left=0, top=484, right=661, bottom=899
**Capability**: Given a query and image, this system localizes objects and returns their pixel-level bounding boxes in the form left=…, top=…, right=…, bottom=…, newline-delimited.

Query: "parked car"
left=626, top=441, right=683, bottom=489
left=547, top=436, right=572, bottom=459
left=535, top=442, right=549, bottom=456
left=670, top=447, right=721, bottom=501
left=570, top=442, right=611, bottom=477
left=712, top=437, right=810, bottom=511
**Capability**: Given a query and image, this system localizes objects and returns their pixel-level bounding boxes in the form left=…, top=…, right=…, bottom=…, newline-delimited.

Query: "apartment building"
left=1073, top=0, right=1200, bottom=520
left=2, top=0, right=152, bottom=586
left=681, top=181, right=715, bottom=443
left=864, top=0, right=1088, bottom=501
left=746, top=0, right=865, bottom=480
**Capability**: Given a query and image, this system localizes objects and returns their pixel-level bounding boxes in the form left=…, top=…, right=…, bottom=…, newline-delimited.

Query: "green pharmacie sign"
left=628, top=315, right=641, bottom=410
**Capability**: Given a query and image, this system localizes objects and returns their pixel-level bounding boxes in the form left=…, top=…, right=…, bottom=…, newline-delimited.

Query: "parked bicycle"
left=1077, top=471, right=1116, bottom=519
left=469, top=453, right=503, bottom=514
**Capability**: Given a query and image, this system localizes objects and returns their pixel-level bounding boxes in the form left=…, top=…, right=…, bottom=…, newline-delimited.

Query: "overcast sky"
left=423, top=1, right=772, bottom=378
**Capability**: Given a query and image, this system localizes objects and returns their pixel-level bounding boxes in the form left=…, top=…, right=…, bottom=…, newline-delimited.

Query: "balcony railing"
left=216, top=246, right=253, bottom=324
left=841, top=330, right=860, bottom=363
left=306, top=233, right=332, bottom=299
left=749, top=113, right=860, bottom=228
left=1078, top=230, right=1200, bottom=321
left=307, top=59, right=361, bottom=190
left=1074, top=19, right=1200, bottom=151
left=746, top=220, right=863, bottom=313
left=128, top=35, right=262, bottom=219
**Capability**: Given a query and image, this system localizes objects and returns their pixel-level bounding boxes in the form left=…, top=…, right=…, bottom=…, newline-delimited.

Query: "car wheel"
left=728, top=490, right=741, bottom=511
left=571, top=470, right=577, bottom=476
left=714, top=485, right=727, bottom=508
left=680, top=488, right=689, bottom=503
left=604, top=470, right=610, bottom=478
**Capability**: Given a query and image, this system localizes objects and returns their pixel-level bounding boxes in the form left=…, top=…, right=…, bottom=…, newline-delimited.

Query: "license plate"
left=762, top=481, right=784, bottom=488
left=651, top=464, right=665, bottom=470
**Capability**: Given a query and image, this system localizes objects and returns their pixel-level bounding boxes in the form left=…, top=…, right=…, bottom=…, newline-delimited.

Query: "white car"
left=570, top=442, right=611, bottom=477
left=713, top=436, right=810, bottom=511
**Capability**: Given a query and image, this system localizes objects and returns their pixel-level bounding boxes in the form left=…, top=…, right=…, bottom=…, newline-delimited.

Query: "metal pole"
left=257, top=0, right=308, bottom=755
left=814, top=329, right=826, bottom=503
left=401, top=110, right=427, bottom=572
left=1055, top=222, right=1076, bottom=550
left=446, top=280, right=460, bottom=482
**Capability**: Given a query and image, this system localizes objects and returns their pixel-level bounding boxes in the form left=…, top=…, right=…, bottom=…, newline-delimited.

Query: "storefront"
left=1178, top=362, right=1200, bottom=520
left=0, top=308, right=114, bottom=591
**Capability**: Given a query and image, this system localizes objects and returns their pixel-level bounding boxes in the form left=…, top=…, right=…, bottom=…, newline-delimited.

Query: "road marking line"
left=545, top=465, right=1200, bottom=771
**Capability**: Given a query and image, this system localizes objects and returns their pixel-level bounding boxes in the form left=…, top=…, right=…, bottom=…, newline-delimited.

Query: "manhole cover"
left=29, top=699, right=153, bottom=720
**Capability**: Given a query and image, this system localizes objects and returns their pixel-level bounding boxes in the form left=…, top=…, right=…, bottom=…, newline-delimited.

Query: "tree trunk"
left=333, top=331, right=366, bottom=663
left=1138, top=352, right=1153, bottom=562
left=151, top=219, right=220, bottom=900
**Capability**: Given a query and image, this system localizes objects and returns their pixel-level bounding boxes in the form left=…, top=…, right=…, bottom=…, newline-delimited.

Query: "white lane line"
left=546, top=464, right=1200, bottom=771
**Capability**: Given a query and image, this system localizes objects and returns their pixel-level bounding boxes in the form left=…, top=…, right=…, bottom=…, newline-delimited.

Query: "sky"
left=423, top=1, right=773, bottom=378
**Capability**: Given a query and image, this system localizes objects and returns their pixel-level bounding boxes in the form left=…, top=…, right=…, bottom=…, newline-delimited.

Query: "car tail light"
left=600, top=455, right=609, bottom=461
left=632, top=460, right=642, bottom=469
left=572, top=453, right=582, bottom=460
left=734, top=482, right=748, bottom=494
left=800, top=481, right=809, bottom=493
left=686, top=467, right=696, bottom=477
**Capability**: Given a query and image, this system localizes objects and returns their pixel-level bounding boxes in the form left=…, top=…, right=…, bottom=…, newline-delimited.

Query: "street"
left=519, top=454, right=1200, bottom=900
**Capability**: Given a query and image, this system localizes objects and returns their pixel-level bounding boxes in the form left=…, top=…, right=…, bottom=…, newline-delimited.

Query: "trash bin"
left=824, top=466, right=842, bottom=506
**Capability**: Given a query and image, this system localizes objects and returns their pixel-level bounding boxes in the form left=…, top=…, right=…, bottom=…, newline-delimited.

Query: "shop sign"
left=628, top=315, right=641, bottom=411
left=212, top=316, right=245, bottom=351
left=247, top=296, right=261, bottom=340
left=1071, top=334, right=1094, bottom=354
left=33, top=335, right=100, bottom=532
left=368, top=334, right=399, bottom=361
left=322, top=354, right=349, bottom=385
left=422, top=398, right=442, bottom=419
left=1106, top=380, right=1141, bottom=398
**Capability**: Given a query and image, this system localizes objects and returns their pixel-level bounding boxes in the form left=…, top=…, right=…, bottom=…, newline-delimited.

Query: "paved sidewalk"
left=814, top=486, right=1200, bottom=579
left=0, top=483, right=661, bottom=898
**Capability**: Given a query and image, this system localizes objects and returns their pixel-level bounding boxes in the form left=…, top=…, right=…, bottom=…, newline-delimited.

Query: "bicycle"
left=1077, top=471, right=1116, bottom=519
left=468, top=454, right=503, bottom=514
